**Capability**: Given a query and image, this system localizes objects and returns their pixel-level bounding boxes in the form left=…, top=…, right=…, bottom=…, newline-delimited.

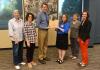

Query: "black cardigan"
left=78, top=20, right=92, bottom=41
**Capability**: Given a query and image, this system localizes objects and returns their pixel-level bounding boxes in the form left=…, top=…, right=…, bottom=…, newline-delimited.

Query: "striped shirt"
left=24, top=21, right=37, bottom=43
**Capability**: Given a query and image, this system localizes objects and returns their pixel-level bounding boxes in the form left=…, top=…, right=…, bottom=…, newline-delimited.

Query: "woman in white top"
left=8, top=10, right=26, bottom=70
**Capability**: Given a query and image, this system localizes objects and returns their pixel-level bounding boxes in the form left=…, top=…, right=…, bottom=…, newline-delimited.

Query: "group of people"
left=8, top=3, right=92, bottom=70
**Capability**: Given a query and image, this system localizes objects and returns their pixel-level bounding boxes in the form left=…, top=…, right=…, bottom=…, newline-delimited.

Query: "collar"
left=13, top=18, right=21, bottom=22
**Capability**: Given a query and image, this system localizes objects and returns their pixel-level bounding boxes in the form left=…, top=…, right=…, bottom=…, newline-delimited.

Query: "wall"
left=88, top=0, right=100, bottom=45
left=0, top=29, right=57, bottom=48
left=83, top=0, right=100, bottom=46
left=0, top=30, right=11, bottom=48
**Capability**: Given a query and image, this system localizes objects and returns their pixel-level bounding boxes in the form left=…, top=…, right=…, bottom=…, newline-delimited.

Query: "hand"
left=77, top=38, right=84, bottom=44
left=81, top=40, right=84, bottom=44
left=27, top=41, right=30, bottom=47
left=54, top=26, right=59, bottom=29
left=77, top=38, right=80, bottom=42
left=14, top=37, right=19, bottom=44
left=55, top=28, right=58, bottom=31
left=54, top=26, right=59, bottom=31
left=56, top=27, right=64, bottom=32
left=15, top=40, right=19, bottom=44
left=10, top=36, right=18, bottom=44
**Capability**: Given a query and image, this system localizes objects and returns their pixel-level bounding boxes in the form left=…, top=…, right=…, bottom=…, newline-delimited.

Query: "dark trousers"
left=12, top=41, right=23, bottom=65
left=70, top=38, right=79, bottom=57
left=25, top=42, right=35, bottom=63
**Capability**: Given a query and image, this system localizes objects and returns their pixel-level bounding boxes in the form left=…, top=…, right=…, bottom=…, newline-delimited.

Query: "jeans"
left=12, top=41, right=23, bottom=65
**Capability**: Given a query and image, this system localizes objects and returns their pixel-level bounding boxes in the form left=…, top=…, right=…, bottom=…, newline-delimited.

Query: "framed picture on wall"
left=0, top=0, right=23, bottom=29
left=23, top=0, right=58, bottom=20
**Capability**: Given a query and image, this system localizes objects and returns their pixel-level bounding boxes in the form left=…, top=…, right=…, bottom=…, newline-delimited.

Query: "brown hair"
left=26, top=13, right=35, bottom=21
left=82, top=10, right=89, bottom=20
left=41, top=2, right=48, bottom=8
left=62, top=14, right=68, bottom=23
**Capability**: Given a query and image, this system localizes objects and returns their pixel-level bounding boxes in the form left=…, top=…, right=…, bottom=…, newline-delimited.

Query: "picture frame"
left=23, top=0, right=58, bottom=20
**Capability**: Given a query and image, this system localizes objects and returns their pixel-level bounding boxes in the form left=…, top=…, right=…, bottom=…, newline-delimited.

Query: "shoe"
left=56, top=59, right=60, bottom=62
left=20, top=62, right=26, bottom=65
left=28, top=63, right=32, bottom=68
left=31, top=61, right=37, bottom=66
left=43, top=57, right=51, bottom=61
left=69, top=55, right=73, bottom=58
left=15, top=65, right=20, bottom=70
left=38, top=59, right=46, bottom=64
left=81, top=64, right=86, bottom=67
left=72, top=56, right=77, bottom=60
left=78, top=62, right=86, bottom=67
left=58, top=60, right=64, bottom=64
left=79, top=62, right=82, bottom=65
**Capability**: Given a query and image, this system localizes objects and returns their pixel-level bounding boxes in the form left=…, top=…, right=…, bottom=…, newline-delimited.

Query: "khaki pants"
left=38, top=29, right=48, bottom=60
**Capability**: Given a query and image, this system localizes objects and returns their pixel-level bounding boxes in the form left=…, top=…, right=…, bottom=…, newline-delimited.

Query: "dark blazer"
left=78, top=20, right=92, bottom=41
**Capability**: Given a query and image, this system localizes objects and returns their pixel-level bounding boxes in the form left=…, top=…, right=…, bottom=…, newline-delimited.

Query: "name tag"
left=61, top=24, right=64, bottom=28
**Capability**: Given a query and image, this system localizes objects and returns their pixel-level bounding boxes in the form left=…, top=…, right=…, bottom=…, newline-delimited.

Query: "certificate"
left=48, top=20, right=59, bottom=28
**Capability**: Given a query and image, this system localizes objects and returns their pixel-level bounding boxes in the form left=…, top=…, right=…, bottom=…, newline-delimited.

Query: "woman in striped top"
left=24, top=13, right=37, bottom=68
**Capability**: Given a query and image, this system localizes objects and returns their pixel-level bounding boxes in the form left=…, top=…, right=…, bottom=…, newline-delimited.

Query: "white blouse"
left=8, top=18, right=24, bottom=41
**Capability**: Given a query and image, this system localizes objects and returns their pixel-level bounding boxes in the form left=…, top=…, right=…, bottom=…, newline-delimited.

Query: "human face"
left=62, top=15, right=67, bottom=22
left=42, top=4, right=48, bottom=12
left=73, top=14, right=78, bottom=21
left=28, top=14, right=33, bottom=23
left=82, top=12, right=88, bottom=21
left=13, top=10, right=20, bottom=19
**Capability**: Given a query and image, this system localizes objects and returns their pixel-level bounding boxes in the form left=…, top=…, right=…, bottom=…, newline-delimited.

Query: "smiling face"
left=28, top=14, right=33, bottom=22
left=82, top=12, right=88, bottom=21
left=73, top=14, right=78, bottom=21
left=13, top=10, right=20, bottom=19
left=62, top=14, right=68, bottom=23
left=41, top=4, right=48, bottom=13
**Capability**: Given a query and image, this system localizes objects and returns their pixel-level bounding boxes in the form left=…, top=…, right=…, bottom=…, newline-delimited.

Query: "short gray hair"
left=13, top=10, right=19, bottom=13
